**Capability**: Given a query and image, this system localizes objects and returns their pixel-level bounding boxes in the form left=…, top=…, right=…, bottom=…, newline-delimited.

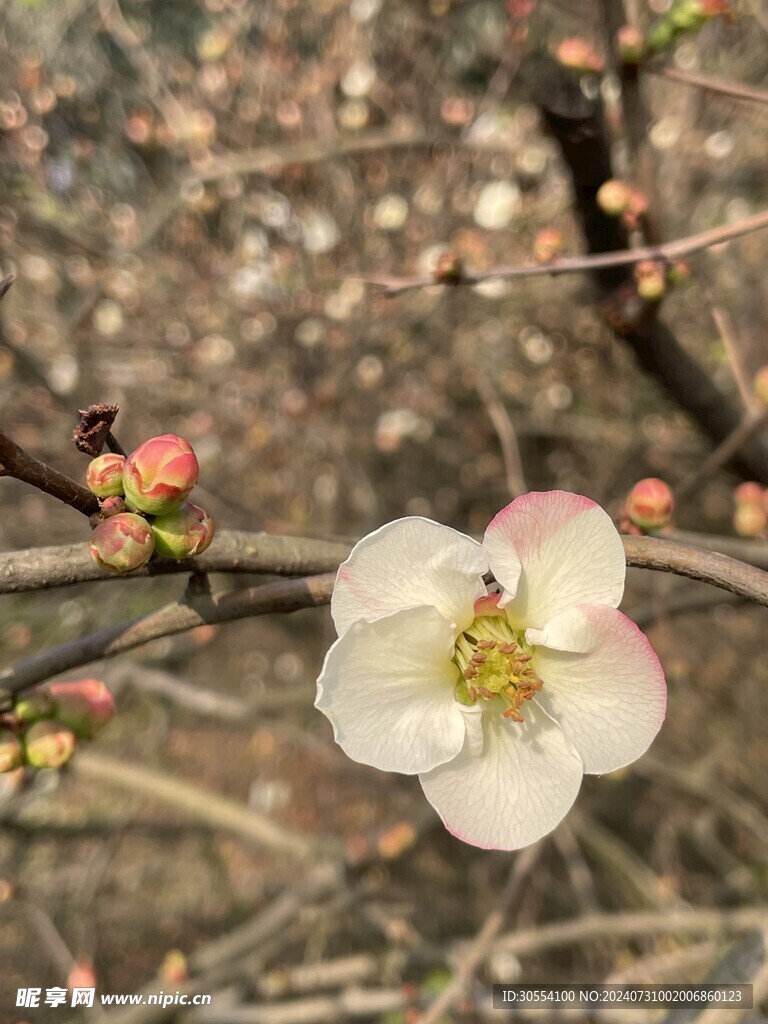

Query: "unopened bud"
left=151, top=502, right=216, bottom=559
left=597, top=179, right=631, bottom=216
left=100, top=495, right=127, bottom=518
left=433, top=250, right=464, bottom=284
left=626, top=477, right=675, bottom=530
left=533, top=228, right=564, bottom=264
left=554, top=37, right=605, bottom=73
left=123, top=434, right=199, bottom=515
left=634, top=260, right=666, bottom=301
left=734, top=502, right=767, bottom=537
left=68, top=960, right=97, bottom=991
left=160, top=949, right=188, bottom=984
left=24, top=720, right=77, bottom=769
left=48, top=679, right=116, bottom=739
left=753, top=366, right=768, bottom=407
left=617, top=25, right=645, bottom=63
left=0, top=729, right=23, bottom=773
left=14, top=688, right=54, bottom=722
left=646, top=18, right=675, bottom=52
left=734, top=481, right=764, bottom=506
left=666, top=259, right=692, bottom=286
left=86, top=453, right=126, bottom=498
left=89, top=512, right=155, bottom=574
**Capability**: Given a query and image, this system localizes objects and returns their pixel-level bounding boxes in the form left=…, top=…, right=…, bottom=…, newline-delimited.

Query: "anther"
left=476, top=639, right=495, bottom=650
left=500, top=642, right=517, bottom=654
left=503, top=707, right=524, bottom=722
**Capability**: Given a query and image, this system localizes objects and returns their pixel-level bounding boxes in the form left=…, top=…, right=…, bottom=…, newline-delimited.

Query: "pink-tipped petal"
left=484, top=491, right=625, bottom=630
left=316, top=605, right=469, bottom=775
left=331, top=518, right=488, bottom=636
left=419, top=703, right=583, bottom=850
left=532, top=605, right=667, bottom=775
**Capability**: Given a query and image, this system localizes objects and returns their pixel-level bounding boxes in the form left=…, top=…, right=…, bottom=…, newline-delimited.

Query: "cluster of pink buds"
left=0, top=679, right=115, bottom=773
left=85, top=434, right=215, bottom=574
left=622, top=478, right=675, bottom=534
left=553, top=37, right=605, bottom=74
left=733, top=481, right=768, bottom=538
left=646, top=0, right=732, bottom=52
left=596, top=180, right=649, bottom=233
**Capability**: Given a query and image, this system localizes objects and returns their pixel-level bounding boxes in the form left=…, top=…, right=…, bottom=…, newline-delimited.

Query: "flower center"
left=452, top=610, right=542, bottom=723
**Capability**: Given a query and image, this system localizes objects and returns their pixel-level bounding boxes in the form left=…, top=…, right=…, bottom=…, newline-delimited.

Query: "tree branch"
left=0, top=573, right=335, bottom=703
left=650, top=65, right=768, bottom=106
left=0, top=531, right=352, bottom=594
left=0, top=433, right=98, bottom=517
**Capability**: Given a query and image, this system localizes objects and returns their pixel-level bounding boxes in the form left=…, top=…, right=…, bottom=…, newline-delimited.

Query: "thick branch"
left=0, top=531, right=352, bottom=594
left=0, top=573, right=334, bottom=702
left=622, top=535, right=768, bottom=606
left=0, top=433, right=98, bottom=517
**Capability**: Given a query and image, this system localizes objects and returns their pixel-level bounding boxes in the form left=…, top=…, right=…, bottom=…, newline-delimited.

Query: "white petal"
left=316, top=605, right=468, bottom=774
left=332, top=517, right=488, bottom=636
left=483, top=491, right=626, bottom=630
left=532, top=605, right=667, bottom=775
left=419, top=703, right=583, bottom=850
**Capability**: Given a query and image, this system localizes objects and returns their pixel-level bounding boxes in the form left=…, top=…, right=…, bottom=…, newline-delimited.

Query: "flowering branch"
left=0, top=531, right=353, bottom=594
left=0, top=573, right=334, bottom=703
left=360, top=208, right=768, bottom=296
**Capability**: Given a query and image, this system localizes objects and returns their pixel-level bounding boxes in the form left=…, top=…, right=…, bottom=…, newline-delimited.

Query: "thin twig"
left=74, top=750, right=337, bottom=860
left=651, top=65, right=768, bottom=106
left=473, top=372, right=527, bottom=499
left=677, top=409, right=768, bottom=501
left=418, top=842, right=542, bottom=1024
left=0, top=573, right=335, bottom=701
left=701, top=287, right=758, bottom=412
left=361, top=208, right=768, bottom=295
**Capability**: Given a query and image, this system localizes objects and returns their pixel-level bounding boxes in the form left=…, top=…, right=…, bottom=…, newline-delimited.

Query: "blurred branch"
left=701, top=286, right=759, bottom=411
left=0, top=432, right=98, bottom=517
left=0, top=531, right=352, bottom=594
left=677, top=409, right=768, bottom=501
left=418, top=842, right=542, bottom=1024
left=361, top=208, right=768, bottom=295
left=74, top=750, right=336, bottom=860
left=0, top=573, right=334, bottom=702
left=650, top=65, right=768, bottom=106
left=472, top=372, right=527, bottom=499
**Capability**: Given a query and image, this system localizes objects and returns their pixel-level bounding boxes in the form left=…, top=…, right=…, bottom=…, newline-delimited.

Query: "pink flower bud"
left=68, top=960, right=97, bottom=991
left=597, top=179, right=631, bottom=216
left=160, top=949, right=188, bottom=984
left=89, top=513, right=155, bottom=574
left=151, top=502, right=216, bottom=559
left=24, top=720, right=77, bottom=769
left=123, top=434, right=199, bottom=515
left=626, top=478, right=675, bottom=530
left=617, top=25, right=645, bottom=63
left=100, top=495, right=127, bottom=518
left=666, top=259, right=692, bottom=286
left=86, top=453, right=126, bottom=498
left=0, top=729, right=23, bottom=773
left=48, top=679, right=116, bottom=739
left=754, top=366, right=768, bottom=407
left=554, top=37, right=605, bottom=73
left=734, top=502, right=766, bottom=537
left=734, top=481, right=764, bottom=506
left=634, top=260, right=666, bottom=301
left=533, top=228, right=564, bottom=264
left=14, top=688, right=54, bottom=722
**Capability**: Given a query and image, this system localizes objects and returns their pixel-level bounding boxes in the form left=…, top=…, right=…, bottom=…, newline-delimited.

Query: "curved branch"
left=622, top=535, right=768, bottom=606
left=0, top=573, right=335, bottom=702
left=0, top=531, right=353, bottom=594
left=0, top=433, right=98, bottom=517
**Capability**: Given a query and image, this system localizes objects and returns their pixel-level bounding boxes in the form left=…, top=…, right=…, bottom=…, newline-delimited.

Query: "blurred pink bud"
left=160, top=949, right=188, bottom=984
left=48, top=679, right=116, bottom=740
left=151, top=502, right=215, bottom=559
left=24, top=720, right=77, bottom=769
left=734, top=502, right=766, bottom=537
left=666, top=259, right=692, bottom=286
left=533, top=228, right=564, bottom=264
left=754, top=366, right=768, bottom=407
left=617, top=25, right=645, bottom=63
left=734, top=481, right=764, bottom=506
left=89, top=513, right=155, bottom=574
left=13, top=688, right=54, bottom=722
left=0, top=729, right=23, bottom=773
left=86, top=453, right=126, bottom=498
left=68, top=959, right=97, bottom=990
left=123, top=434, right=199, bottom=514
left=626, top=478, right=675, bottom=530
left=634, top=260, right=666, bottom=301
left=433, top=250, right=464, bottom=283
left=554, top=37, right=605, bottom=73
left=597, top=179, right=631, bottom=216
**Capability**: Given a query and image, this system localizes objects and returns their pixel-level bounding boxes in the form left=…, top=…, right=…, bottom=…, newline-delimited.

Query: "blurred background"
left=1, top=0, right=768, bottom=1020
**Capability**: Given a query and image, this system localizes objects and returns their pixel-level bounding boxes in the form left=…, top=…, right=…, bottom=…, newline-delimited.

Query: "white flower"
left=316, top=491, right=667, bottom=850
